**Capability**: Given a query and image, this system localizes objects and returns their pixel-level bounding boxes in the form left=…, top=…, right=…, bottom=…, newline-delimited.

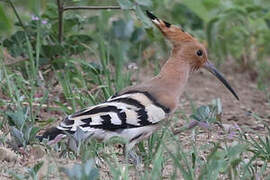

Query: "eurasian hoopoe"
left=39, top=11, right=239, bottom=153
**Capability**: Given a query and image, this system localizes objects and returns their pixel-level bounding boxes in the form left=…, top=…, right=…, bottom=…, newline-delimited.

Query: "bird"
left=39, top=11, right=239, bottom=158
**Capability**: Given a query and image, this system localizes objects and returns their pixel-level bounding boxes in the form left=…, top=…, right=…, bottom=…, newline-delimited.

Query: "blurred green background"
left=1, top=0, right=270, bottom=76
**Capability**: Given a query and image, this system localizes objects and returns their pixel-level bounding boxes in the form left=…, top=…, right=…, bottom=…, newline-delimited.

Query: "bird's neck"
left=158, top=57, right=191, bottom=98
left=121, top=54, right=191, bottom=112
left=143, top=56, right=191, bottom=112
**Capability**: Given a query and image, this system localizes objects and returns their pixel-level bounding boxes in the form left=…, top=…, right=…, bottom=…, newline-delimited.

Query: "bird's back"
left=41, top=90, right=171, bottom=148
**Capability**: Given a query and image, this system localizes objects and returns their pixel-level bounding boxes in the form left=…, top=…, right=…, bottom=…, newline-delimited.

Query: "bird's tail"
left=36, top=127, right=65, bottom=141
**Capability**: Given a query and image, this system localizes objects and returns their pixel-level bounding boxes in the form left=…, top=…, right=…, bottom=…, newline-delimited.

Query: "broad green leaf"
left=62, top=159, right=99, bottom=180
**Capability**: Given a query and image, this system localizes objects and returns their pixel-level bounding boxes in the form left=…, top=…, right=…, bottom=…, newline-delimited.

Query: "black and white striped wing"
left=57, top=91, right=170, bottom=133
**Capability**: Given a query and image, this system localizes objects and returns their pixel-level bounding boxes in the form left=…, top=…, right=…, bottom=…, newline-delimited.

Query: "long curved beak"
left=203, top=61, right=239, bottom=100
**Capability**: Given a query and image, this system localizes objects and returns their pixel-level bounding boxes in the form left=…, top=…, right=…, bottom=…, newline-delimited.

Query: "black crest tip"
left=163, top=21, right=171, bottom=28
left=146, top=10, right=157, bottom=20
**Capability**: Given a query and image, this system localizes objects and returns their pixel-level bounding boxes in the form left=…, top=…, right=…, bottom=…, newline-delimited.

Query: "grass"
left=1, top=59, right=270, bottom=179
left=0, top=0, right=270, bottom=179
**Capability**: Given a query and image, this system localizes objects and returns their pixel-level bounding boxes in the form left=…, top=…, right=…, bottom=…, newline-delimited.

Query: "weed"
left=61, top=159, right=99, bottom=180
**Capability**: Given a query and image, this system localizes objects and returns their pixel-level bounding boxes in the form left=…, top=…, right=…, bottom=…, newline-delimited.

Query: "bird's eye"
left=196, top=50, right=203, bottom=56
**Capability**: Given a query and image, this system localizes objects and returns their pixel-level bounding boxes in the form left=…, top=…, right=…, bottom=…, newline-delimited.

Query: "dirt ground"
left=0, top=59, right=269, bottom=179
left=183, top=61, right=270, bottom=130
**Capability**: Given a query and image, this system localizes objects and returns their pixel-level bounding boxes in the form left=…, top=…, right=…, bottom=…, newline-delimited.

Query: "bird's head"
left=146, top=11, right=239, bottom=100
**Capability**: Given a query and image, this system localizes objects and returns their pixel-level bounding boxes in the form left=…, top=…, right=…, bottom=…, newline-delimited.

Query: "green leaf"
left=145, top=28, right=155, bottom=39
left=131, top=28, right=145, bottom=42
left=24, top=126, right=32, bottom=143
left=64, top=16, right=81, bottom=34
left=42, top=2, right=58, bottom=20
left=28, top=161, right=44, bottom=180
left=29, top=126, right=40, bottom=142
left=117, top=0, right=135, bottom=9
left=227, top=144, right=247, bottom=158
left=41, top=44, right=64, bottom=59
left=32, top=161, right=44, bottom=174
left=0, top=4, right=12, bottom=33
left=10, top=127, right=25, bottom=147
left=135, top=0, right=152, bottom=7
left=80, top=61, right=103, bottom=75
left=62, top=159, right=99, bottom=180
left=264, top=11, right=270, bottom=20
left=181, top=0, right=211, bottom=22
left=135, top=6, right=152, bottom=28
left=84, top=159, right=99, bottom=178
left=202, top=0, right=221, bottom=10
left=6, top=108, right=28, bottom=129
left=8, top=171, right=25, bottom=180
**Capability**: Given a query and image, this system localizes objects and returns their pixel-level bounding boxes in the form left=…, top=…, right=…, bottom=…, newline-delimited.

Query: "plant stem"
left=63, top=5, right=121, bottom=11
left=57, top=0, right=64, bottom=43
left=7, top=0, right=26, bottom=30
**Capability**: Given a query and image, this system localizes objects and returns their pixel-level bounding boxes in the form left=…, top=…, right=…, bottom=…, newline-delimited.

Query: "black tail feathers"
left=37, top=127, right=64, bottom=141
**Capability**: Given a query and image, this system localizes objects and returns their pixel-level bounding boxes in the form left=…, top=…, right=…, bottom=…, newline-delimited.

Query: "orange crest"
left=146, top=11, right=196, bottom=46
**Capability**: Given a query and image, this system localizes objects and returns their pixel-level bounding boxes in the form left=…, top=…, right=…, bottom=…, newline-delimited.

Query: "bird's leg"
left=127, top=150, right=142, bottom=167
left=47, top=134, right=66, bottom=145
left=123, top=144, right=142, bottom=168
left=68, top=128, right=94, bottom=154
